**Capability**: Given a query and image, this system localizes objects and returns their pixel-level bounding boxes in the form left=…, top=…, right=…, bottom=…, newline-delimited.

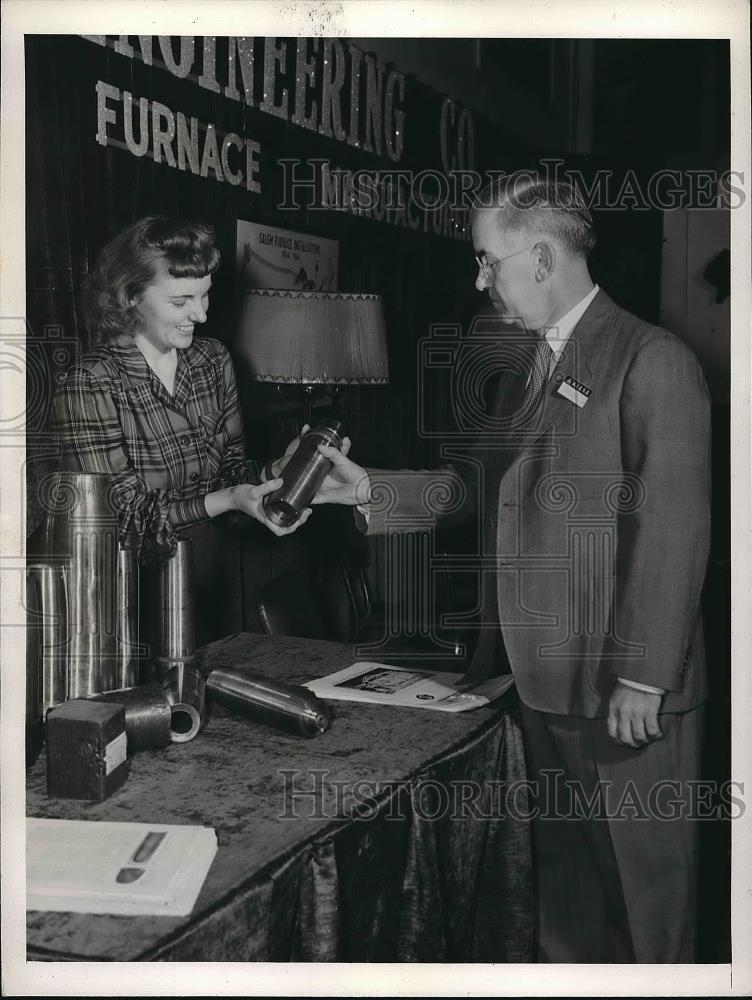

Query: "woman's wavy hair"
left=83, top=216, right=221, bottom=342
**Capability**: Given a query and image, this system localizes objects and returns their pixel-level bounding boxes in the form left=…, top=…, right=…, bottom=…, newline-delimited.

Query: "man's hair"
left=473, top=171, right=596, bottom=258
left=83, top=216, right=221, bottom=343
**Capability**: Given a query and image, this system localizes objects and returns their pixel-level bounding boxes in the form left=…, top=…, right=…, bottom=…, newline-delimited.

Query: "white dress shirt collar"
left=544, top=284, right=600, bottom=360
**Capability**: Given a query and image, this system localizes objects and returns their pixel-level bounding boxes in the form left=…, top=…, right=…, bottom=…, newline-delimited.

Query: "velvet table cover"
left=26, top=633, right=533, bottom=962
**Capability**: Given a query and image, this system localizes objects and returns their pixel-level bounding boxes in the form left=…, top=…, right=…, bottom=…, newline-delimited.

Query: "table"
left=26, top=633, right=533, bottom=962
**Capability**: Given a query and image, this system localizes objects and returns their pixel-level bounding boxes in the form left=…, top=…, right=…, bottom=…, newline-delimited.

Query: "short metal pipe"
left=90, top=684, right=172, bottom=752
left=162, top=661, right=206, bottom=743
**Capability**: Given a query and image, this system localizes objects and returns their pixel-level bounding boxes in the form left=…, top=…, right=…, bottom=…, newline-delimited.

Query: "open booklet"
left=27, top=818, right=218, bottom=916
left=304, top=662, right=515, bottom=712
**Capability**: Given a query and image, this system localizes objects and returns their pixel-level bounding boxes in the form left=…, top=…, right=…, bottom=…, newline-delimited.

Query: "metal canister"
left=38, top=472, right=119, bottom=697
left=206, top=666, right=331, bottom=737
left=262, top=419, right=344, bottom=528
left=155, top=538, right=196, bottom=675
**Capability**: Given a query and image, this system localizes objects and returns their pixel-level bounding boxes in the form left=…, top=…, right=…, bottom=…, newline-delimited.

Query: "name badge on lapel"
left=556, top=375, right=592, bottom=408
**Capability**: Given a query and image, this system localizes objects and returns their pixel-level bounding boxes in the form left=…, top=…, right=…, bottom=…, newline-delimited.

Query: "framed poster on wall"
left=236, top=221, right=339, bottom=292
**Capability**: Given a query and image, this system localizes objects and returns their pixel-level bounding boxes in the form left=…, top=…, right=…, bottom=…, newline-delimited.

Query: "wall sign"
left=85, top=35, right=477, bottom=241
left=86, top=35, right=407, bottom=162
left=95, top=81, right=262, bottom=192
left=236, top=221, right=338, bottom=291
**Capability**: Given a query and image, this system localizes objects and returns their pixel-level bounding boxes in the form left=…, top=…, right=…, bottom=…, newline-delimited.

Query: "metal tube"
left=156, top=539, right=196, bottom=670
left=263, top=420, right=343, bottom=528
left=116, top=546, right=140, bottom=689
left=206, top=666, right=331, bottom=737
left=26, top=562, right=68, bottom=713
left=25, top=567, right=44, bottom=766
left=90, top=684, right=172, bottom=752
left=39, top=472, right=120, bottom=697
left=162, top=662, right=206, bottom=743
left=67, top=519, right=118, bottom=695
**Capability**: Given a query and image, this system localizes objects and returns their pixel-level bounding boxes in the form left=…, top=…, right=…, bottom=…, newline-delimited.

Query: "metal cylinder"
left=25, top=568, right=44, bottom=766
left=90, top=684, right=172, bottom=752
left=116, top=545, right=140, bottom=689
left=26, top=562, right=68, bottom=714
left=162, top=661, right=206, bottom=743
left=206, top=666, right=331, bottom=737
left=263, top=420, right=344, bottom=528
left=156, top=538, right=196, bottom=670
left=38, top=472, right=120, bottom=698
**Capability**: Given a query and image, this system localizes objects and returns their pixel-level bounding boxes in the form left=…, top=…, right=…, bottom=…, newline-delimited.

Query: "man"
left=316, top=172, right=711, bottom=962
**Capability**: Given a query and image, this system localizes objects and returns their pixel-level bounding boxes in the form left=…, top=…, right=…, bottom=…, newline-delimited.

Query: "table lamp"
left=234, top=290, right=389, bottom=426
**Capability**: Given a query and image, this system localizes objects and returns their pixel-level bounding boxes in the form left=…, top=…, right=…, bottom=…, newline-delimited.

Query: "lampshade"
left=234, top=290, right=389, bottom=385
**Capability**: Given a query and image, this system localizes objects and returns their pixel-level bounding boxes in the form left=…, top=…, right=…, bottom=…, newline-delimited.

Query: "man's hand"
left=231, top=479, right=312, bottom=536
left=270, top=426, right=353, bottom=479
left=607, top=681, right=664, bottom=748
left=312, top=443, right=370, bottom=505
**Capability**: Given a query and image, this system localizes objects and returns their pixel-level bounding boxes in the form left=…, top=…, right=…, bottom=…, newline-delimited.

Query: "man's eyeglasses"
left=475, top=245, right=534, bottom=280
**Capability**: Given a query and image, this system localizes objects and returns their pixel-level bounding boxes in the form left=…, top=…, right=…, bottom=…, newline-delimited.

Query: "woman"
left=52, top=215, right=310, bottom=642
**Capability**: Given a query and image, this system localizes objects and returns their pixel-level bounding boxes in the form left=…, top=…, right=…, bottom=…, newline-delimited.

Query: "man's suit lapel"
left=514, top=289, right=619, bottom=456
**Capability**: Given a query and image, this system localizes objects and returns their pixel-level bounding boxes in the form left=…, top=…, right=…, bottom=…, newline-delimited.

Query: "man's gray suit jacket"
left=364, top=290, right=711, bottom=719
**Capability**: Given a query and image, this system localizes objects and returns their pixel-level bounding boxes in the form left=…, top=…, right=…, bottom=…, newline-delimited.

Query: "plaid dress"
left=52, top=336, right=259, bottom=561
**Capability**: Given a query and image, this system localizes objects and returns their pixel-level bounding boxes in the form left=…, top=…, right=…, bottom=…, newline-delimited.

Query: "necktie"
left=464, top=336, right=554, bottom=682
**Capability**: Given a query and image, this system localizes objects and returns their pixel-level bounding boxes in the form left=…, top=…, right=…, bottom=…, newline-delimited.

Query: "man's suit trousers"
left=518, top=701, right=703, bottom=962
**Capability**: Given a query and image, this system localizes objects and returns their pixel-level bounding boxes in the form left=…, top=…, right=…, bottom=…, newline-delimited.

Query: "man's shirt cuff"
left=617, top=677, right=666, bottom=696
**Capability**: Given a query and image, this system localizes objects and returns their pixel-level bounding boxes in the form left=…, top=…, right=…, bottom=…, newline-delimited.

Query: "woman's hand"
left=230, top=479, right=312, bottom=535
left=312, top=443, right=370, bottom=506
